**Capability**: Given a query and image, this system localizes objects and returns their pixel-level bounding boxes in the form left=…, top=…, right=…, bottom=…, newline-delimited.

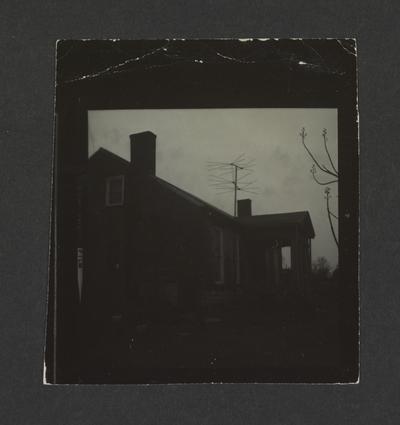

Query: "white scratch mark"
left=337, top=40, right=357, bottom=57
left=61, top=43, right=170, bottom=85
left=215, top=52, right=256, bottom=64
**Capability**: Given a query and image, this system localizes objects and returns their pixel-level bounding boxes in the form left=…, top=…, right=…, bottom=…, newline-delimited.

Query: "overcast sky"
left=88, top=109, right=338, bottom=268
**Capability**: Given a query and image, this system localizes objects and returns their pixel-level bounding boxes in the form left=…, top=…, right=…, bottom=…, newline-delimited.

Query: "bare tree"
left=300, top=128, right=338, bottom=248
left=312, top=256, right=331, bottom=280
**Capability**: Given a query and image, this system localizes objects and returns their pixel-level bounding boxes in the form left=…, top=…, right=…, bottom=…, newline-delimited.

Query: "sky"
left=88, top=109, right=338, bottom=269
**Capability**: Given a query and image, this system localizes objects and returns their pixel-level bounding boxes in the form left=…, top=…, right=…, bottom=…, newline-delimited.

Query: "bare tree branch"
left=329, top=211, right=338, bottom=220
left=300, top=128, right=338, bottom=178
left=311, top=165, right=339, bottom=185
left=325, top=188, right=339, bottom=248
left=322, top=128, right=338, bottom=176
left=301, top=127, right=339, bottom=249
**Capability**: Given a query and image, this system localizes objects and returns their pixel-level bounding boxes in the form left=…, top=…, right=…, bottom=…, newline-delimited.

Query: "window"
left=281, top=246, right=292, bottom=270
left=105, top=176, right=124, bottom=206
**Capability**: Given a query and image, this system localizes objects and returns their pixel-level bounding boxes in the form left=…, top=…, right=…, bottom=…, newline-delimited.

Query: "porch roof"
left=237, top=211, right=315, bottom=238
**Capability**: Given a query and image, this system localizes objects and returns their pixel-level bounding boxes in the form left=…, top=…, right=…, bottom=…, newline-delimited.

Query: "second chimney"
left=130, top=131, right=156, bottom=175
left=237, top=199, right=252, bottom=217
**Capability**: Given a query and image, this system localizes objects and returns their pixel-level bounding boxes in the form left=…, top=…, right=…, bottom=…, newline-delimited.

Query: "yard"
left=81, top=284, right=350, bottom=383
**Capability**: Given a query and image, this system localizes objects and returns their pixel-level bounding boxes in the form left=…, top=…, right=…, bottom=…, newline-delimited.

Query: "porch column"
left=291, top=225, right=303, bottom=294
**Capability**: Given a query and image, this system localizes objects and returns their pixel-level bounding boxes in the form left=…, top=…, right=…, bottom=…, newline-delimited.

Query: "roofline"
left=90, top=148, right=130, bottom=166
left=237, top=210, right=315, bottom=238
left=88, top=147, right=315, bottom=236
left=151, top=176, right=233, bottom=220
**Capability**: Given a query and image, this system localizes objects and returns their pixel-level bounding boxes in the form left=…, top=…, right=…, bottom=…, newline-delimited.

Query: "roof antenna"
left=207, top=154, right=258, bottom=216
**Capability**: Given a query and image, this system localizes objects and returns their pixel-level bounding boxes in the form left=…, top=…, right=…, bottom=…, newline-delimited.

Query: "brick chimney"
left=130, top=131, right=156, bottom=175
left=237, top=199, right=252, bottom=217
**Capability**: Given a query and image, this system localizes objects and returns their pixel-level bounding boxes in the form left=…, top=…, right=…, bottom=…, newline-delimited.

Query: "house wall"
left=126, top=177, right=213, bottom=319
left=85, top=162, right=237, bottom=326
left=84, top=154, right=313, bottom=328
left=84, top=155, right=129, bottom=327
left=289, top=227, right=313, bottom=295
left=238, top=225, right=312, bottom=297
left=239, top=237, right=279, bottom=295
left=205, top=222, right=237, bottom=288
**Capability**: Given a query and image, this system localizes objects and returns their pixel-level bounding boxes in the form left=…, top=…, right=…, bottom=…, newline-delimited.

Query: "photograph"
left=45, top=40, right=359, bottom=384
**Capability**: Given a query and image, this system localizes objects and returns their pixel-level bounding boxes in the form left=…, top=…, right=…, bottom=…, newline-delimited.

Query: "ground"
left=80, top=284, right=351, bottom=383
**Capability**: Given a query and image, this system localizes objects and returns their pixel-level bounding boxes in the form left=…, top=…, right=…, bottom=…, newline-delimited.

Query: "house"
left=81, top=131, right=315, bottom=327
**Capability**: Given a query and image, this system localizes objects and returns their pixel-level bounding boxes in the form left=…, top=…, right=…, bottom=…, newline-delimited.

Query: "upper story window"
left=105, top=175, right=124, bottom=206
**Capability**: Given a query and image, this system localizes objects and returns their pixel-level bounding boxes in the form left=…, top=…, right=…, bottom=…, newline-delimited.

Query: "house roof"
left=237, top=211, right=315, bottom=238
left=90, top=148, right=130, bottom=167
left=151, top=176, right=232, bottom=219
left=89, top=147, right=315, bottom=236
left=89, top=148, right=232, bottom=219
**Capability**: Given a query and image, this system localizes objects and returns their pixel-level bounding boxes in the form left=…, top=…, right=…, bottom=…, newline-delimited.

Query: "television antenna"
left=207, top=154, right=258, bottom=216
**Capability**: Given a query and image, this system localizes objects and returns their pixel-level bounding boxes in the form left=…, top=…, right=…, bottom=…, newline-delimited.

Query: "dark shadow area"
left=79, top=282, right=352, bottom=384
